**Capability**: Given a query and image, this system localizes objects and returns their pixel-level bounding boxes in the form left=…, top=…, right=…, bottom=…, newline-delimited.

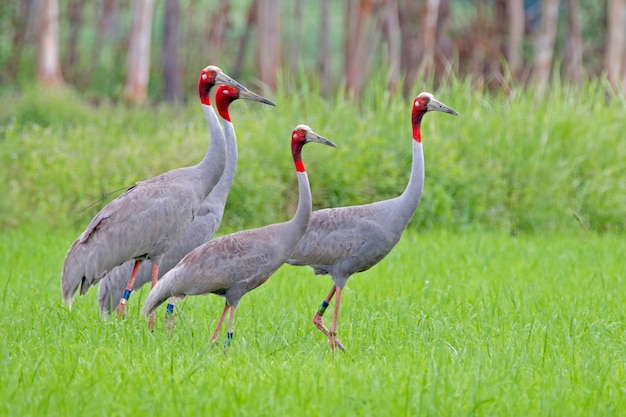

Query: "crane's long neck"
left=396, top=130, right=425, bottom=224
left=197, top=103, right=227, bottom=195
left=288, top=170, right=312, bottom=241
left=285, top=142, right=312, bottom=246
left=208, top=117, right=238, bottom=204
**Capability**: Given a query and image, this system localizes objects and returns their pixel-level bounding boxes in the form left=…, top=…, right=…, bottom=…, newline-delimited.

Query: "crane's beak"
left=238, top=89, right=277, bottom=106
left=428, top=97, right=459, bottom=116
left=215, top=71, right=248, bottom=92
left=306, top=130, right=337, bottom=148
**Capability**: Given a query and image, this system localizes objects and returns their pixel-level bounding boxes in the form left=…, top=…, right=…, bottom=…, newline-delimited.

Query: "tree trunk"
left=256, top=0, right=280, bottom=90
left=507, top=0, right=525, bottom=79
left=316, top=0, right=331, bottom=96
left=399, top=0, right=421, bottom=96
left=533, top=0, right=560, bottom=94
left=162, top=0, right=181, bottom=103
left=344, top=0, right=374, bottom=96
left=233, top=0, right=257, bottom=79
left=206, top=0, right=230, bottom=63
left=290, top=0, right=303, bottom=75
left=380, top=0, right=401, bottom=93
left=605, top=0, right=626, bottom=91
left=420, top=0, right=440, bottom=79
left=75, top=0, right=117, bottom=91
left=5, top=0, right=32, bottom=82
left=37, top=0, right=64, bottom=88
left=565, top=0, right=583, bottom=86
left=123, top=0, right=155, bottom=105
left=66, top=0, right=85, bottom=80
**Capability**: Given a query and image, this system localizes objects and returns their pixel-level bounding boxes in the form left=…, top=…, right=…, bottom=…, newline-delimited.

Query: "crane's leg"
left=312, top=285, right=345, bottom=352
left=224, top=306, right=236, bottom=349
left=164, top=296, right=183, bottom=333
left=328, top=287, right=344, bottom=353
left=211, top=303, right=230, bottom=343
left=115, top=260, right=142, bottom=318
left=147, top=263, right=160, bottom=330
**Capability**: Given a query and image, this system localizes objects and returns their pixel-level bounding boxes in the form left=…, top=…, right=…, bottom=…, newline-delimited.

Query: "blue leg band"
left=122, top=289, right=132, bottom=300
left=317, top=300, right=329, bottom=316
left=166, top=303, right=175, bottom=315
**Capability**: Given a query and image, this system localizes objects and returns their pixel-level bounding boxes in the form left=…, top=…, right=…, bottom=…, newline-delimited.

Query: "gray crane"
left=287, top=92, right=458, bottom=352
left=61, top=66, right=275, bottom=318
left=141, top=124, right=336, bottom=343
left=97, top=72, right=241, bottom=317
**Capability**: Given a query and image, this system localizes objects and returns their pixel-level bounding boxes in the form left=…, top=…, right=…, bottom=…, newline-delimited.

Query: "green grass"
left=1, top=224, right=625, bottom=416
left=1, top=79, right=625, bottom=415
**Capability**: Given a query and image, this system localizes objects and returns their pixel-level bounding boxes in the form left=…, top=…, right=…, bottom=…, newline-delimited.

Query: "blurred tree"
left=533, top=0, right=560, bottom=93
left=65, top=0, right=84, bottom=81
left=398, top=0, right=420, bottom=96
left=565, top=0, right=583, bottom=85
left=507, top=0, right=525, bottom=79
left=206, top=0, right=230, bottom=63
left=233, top=0, right=257, bottom=79
left=605, top=0, right=625, bottom=92
left=124, top=0, right=154, bottom=104
left=162, top=0, right=181, bottom=102
left=379, top=0, right=401, bottom=93
left=316, top=0, right=331, bottom=96
left=344, top=0, right=374, bottom=96
left=289, top=0, right=303, bottom=75
left=4, top=0, right=32, bottom=82
left=420, top=0, right=440, bottom=79
left=37, top=0, right=65, bottom=88
left=256, top=0, right=280, bottom=90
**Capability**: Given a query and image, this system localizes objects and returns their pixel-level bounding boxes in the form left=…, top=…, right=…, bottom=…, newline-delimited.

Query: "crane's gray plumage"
left=141, top=125, right=336, bottom=342
left=61, top=66, right=275, bottom=309
left=287, top=92, right=458, bottom=350
left=98, top=86, right=239, bottom=316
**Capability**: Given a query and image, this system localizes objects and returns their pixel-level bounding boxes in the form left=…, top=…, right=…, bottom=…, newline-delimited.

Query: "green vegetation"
left=1, top=78, right=625, bottom=234
left=0, top=79, right=625, bottom=415
left=1, top=225, right=624, bottom=416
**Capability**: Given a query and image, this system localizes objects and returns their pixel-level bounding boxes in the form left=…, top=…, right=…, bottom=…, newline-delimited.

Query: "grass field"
left=1, top=224, right=625, bottom=416
left=1, top=77, right=625, bottom=415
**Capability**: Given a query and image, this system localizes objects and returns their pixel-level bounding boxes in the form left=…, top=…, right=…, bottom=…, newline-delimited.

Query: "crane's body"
left=142, top=124, right=336, bottom=344
left=61, top=66, right=274, bottom=310
left=287, top=93, right=458, bottom=351
left=98, top=85, right=239, bottom=316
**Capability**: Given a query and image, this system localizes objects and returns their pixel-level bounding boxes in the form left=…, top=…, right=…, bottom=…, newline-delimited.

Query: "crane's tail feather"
left=61, top=239, right=106, bottom=309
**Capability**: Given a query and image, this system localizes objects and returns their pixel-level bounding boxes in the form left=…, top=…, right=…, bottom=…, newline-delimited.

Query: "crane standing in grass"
left=287, top=92, right=458, bottom=352
left=98, top=78, right=242, bottom=318
left=141, top=124, right=336, bottom=342
left=61, top=66, right=275, bottom=318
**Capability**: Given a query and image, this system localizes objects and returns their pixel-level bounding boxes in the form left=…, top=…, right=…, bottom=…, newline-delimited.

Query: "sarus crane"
left=98, top=74, right=244, bottom=318
left=61, top=66, right=275, bottom=319
left=141, top=124, right=336, bottom=343
left=287, top=92, right=458, bottom=352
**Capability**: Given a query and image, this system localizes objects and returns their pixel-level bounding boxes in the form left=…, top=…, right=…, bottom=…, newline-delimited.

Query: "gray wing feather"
left=62, top=172, right=199, bottom=306
left=287, top=202, right=401, bottom=278
left=97, top=198, right=222, bottom=314
left=141, top=224, right=289, bottom=317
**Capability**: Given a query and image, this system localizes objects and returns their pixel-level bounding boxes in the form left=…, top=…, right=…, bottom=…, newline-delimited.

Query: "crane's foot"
left=147, top=313, right=156, bottom=331
left=164, top=311, right=176, bottom=333
left=328, top=332, right=345, bottom=352
left=222, top=332, right=234, bottom=354
left=115, top=289, right=132, bottom=319
left=115, top=300, right=127, bottom=319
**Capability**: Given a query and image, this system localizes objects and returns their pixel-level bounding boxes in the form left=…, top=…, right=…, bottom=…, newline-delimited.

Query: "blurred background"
left=1, top=0, right=625, bottom=235
left=1, top=0, right=623, bottom=102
